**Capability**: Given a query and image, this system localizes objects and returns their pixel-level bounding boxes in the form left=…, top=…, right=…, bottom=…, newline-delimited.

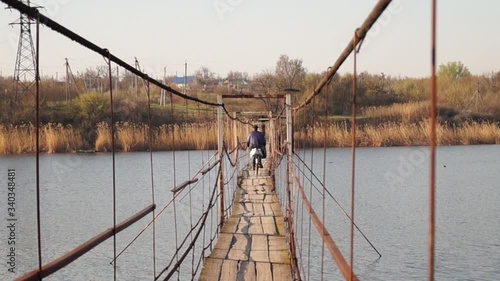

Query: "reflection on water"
left=1, top=145, right=499, bottom=280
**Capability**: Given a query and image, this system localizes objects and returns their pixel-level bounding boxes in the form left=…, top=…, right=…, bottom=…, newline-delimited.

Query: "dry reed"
left=295, top=121, right=500, bottom=147
left=361, top=102, right=430, bottom=123
left=1, top=121, right=498, bottom=154
left=0, top=123, right=82, bottom=154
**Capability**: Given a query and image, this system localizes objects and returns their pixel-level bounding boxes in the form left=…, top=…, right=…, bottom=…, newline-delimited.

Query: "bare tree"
left=194, top=66, right=216, bottom=86
left=253, top=70, right=275, bottom=95
left=226, top=70, right=249, bottom=81
left=275, top=54, right=306, bottom=92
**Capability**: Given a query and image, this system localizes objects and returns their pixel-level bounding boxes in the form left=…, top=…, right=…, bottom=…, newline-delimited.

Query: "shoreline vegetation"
left=2, top=61, right=499, bottom=155
left=1, top=120, right=498, bottom=154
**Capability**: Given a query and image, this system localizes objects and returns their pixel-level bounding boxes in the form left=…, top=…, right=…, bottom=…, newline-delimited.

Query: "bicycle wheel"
left=255, top=155, right=259, bottom=175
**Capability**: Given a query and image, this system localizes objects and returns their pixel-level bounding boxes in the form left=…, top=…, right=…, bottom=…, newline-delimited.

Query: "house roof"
left=171, top=76, right=195, bottom=84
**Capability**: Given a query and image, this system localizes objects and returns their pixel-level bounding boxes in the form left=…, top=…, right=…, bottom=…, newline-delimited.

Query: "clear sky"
left=0, top=0, right=499, bottom=80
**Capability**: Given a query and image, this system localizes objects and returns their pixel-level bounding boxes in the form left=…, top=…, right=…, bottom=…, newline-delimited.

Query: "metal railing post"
left=285, top=93, right=300, bottom=279
left=217, top=95, right=224, bottom=230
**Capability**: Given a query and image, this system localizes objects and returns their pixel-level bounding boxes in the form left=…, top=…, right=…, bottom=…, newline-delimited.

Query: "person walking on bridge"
left=247, top=125, right=266, bottom=168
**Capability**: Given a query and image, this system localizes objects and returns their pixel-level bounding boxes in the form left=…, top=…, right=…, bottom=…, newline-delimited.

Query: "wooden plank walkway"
left=199, top=161, right=293, bottom=281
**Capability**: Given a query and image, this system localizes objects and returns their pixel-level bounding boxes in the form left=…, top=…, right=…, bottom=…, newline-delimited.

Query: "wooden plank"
left=220, top=259, right=238, bottom=280
left=263, top=204, right=274, bottom=216
left=275, top=217, right=286, bottom=235
left=273, top=263, right=293, bottom=281
left=210, top=248, right=229, bottom=259
left=251, top=235, right=268, bottom=251
left=250, top=250, right=269, bottom=262
left=269, top=250, right=290, bottom=264
left=262, top=222, right=277, bottom=235
left=245, top=203, right=254, bottom=213
left=247, top=222, right=263, bottom=235
left=227, top=249, right=249, bottom=261
left=264, top=194, right=278, bottom=203
left=255, top=262, right=272, bottom=281
left=240, top=261, right=256, bottom=281
left=221, top=217, right=239, bottom=233
left=271, top=203, right=282, bottom=215
left=199, top=257, right=223, bottom=281
left=231, top=203, right=244, bottom=215
left=201, top=163, right=293, bottom=281
left=213, top=233, right=233, bottom=250
left=249, top=217, right=262, bottom=225
left=253, top=203, right=264, bottom=215
left=231, top=234, right=250, bottom=250
left=260, top=216, right=274, bottom=225
left=268, top=236, right=287, bottom=251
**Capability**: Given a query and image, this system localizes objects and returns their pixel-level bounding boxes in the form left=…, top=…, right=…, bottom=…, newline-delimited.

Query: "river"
left=1, top=145, right=499, bottom=280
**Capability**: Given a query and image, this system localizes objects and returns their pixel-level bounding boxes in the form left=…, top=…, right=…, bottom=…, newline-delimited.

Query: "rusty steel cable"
left=293, top=0, right=392, bottom=112
left=184, top=98, right=195, bottom=279
left=429, top=0, right=437, bottom=280
left=146, top=80, right=157, bottom=277
left=160, top=168, right=221, bottom=281
left=0, top=0, right=260, bottom=129
left=111, top=155, right=218, bottom=264
left=35, top=13, right=42, bottom=278
left=320, top=71, right=333, bottom=281
left=307, top=100, right=317, bottom=280
left=349, top=29, right=359, bottom=281
left=0, top=0, right=222, bottom=107
left=291, top=172, right=359, bottom=281
left=291, top=153, right=382, bottom=258
left=168, top=93, right=181, bottom=279
left=104, top=50, right=118, bottom=281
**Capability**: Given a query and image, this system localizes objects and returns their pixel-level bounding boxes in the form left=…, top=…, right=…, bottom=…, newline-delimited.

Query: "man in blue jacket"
left=247, top=125, right=266, bottom=168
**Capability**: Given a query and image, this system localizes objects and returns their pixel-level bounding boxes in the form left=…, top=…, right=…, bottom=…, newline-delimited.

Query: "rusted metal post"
left=269, top=111, right=274, bottom=159
left=233, top=111, right=239, bottom=189
left=285, top=93, right=300, bottom=279
left=34, top=12, right=42, bottom=279
left=429, top=0, right=437, bottom=280
left=217, top=95, right=224, bottom=230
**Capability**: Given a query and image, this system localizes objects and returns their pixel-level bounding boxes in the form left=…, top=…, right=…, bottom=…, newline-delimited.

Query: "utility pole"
left=116, top=66, right=119, bottom=93
left=161, top=66, right=167, bottom=106
left=184, top=60, right=187, bottom=96
left=65, top=58, right=70, bottom=101
left=475, top=82, right=481, bottom=111
left=134, top=57, right=139, bottom=97
left=10, top=0, right=37, bottom=103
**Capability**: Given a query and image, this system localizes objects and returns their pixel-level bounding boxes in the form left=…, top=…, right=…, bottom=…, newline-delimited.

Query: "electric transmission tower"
left=11, top=0, right=37, bottom=100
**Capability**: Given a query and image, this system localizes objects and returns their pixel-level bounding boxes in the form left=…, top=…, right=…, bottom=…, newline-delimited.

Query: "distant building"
left=224, top=78, right=249, bottom=94
left=171, top=76, right=195, bottom=88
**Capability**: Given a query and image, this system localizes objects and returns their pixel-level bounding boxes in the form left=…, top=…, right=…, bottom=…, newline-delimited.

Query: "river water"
left=1, top=145, right=499, bottom=280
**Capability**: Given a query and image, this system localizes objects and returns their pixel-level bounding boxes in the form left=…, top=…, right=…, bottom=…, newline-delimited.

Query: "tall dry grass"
left=361, top=102, right=430, bottom=123
left=0, top=123, right=82, bottom=154
left=94, top=122, right=221, bottom=152
left=2, top=121, right=498, bottom=154
left=295, top=121, right=500, bottom=147
left=43, top=123, right=83, bottom=153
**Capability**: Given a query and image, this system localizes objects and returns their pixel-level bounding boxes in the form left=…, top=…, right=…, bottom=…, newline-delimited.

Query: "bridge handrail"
left=16, top=204, right=155, bottom=281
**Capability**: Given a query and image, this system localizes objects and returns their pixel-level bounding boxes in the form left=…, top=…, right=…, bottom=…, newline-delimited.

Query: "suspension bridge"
left=2, top=0, right=444, bottom=280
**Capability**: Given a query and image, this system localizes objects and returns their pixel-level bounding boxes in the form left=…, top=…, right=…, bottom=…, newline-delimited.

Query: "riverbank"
left=1, top=121, right=498, bottom=154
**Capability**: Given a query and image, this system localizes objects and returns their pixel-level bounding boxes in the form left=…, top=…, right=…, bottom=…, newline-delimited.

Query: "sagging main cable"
left=0, top=0, right=220, bottom=106
left=293, top=0, right=393, bottom=112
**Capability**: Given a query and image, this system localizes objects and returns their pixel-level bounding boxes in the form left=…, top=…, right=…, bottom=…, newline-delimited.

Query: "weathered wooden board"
left=199, top=161, right=292, bottom=280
